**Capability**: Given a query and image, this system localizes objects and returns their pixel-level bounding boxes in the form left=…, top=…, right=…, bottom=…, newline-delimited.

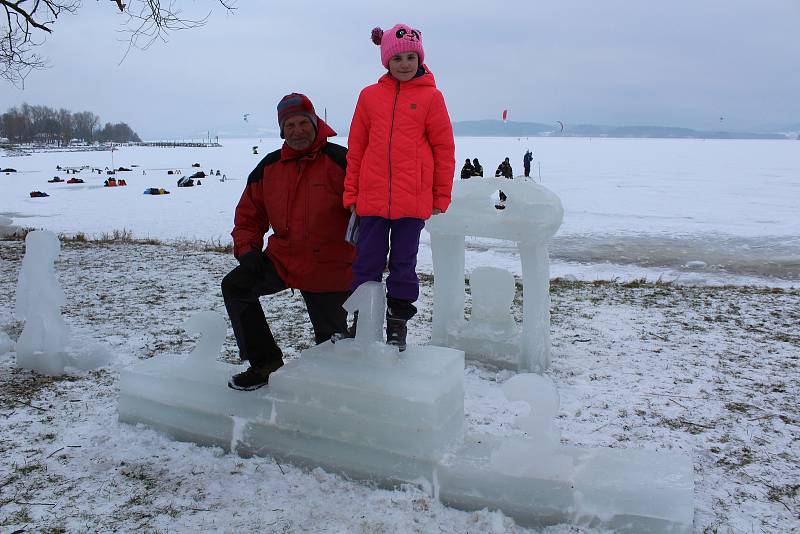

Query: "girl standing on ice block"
left=343, top=23, right=455, bottom=351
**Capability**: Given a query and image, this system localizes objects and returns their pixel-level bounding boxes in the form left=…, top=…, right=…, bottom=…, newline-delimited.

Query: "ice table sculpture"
left=119, top=283, right=693, bottom=532
left=426, top=178, right=564, bottom=372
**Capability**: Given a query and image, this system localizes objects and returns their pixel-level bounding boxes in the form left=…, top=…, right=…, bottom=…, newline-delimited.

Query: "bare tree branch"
left=0, top=0, right=235, bottom=87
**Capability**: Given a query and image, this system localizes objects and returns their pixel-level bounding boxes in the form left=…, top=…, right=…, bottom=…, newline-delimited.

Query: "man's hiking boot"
left=228, top=360, right=283, bottom=391
left=386, top=316, right=408, bottom=352
left=331, top=311, right=358, bottom=344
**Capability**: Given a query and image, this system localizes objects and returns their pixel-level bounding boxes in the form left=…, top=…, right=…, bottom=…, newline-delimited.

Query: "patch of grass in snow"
left=3, top=229, right=237, bottom=251
left=119, top=463, right=160, bottom=488
left=767, top=483, right=799, bottom=507
left=15, top=462, right=45, bottom=476
left=0, top=226, right=35, bottom=240
left=1, top=320, right=23, bottom=343
left=197, top=238, right=233, bottom=254
left=0, top=368, right=81, bottom=408
left=0, top=508, right=33, bottom=528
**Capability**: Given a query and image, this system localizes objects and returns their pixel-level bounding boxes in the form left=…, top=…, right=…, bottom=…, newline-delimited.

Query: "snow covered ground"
left=1, top=138, right=799, bottom=532
left=0, top=241, right=797, bottom=532
left=2, top=136, right=799, bottom=286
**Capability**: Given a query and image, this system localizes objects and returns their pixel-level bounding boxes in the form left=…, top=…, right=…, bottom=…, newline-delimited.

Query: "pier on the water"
left=133, top=141, right=222, bottom=148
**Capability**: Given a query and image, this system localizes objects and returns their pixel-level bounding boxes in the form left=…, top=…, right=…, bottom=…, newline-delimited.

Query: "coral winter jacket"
left=344, top=66, right=456, bottom=219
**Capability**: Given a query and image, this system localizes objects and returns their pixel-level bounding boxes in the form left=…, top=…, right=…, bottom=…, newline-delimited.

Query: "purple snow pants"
left=351, top=216, right=425, bottom=303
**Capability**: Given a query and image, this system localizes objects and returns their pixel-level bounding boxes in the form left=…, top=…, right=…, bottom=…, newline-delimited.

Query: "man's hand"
left=238, top=250, right=266, bottom=275
left=432, top=208, right=442, bottom=215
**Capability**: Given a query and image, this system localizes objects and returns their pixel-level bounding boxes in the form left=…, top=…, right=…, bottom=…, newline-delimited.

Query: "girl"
left=344, top=23, right=455, bottom=350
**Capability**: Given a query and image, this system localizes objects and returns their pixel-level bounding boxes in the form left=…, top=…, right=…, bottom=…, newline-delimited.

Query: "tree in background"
left=1, top=0, right=235, bottom=86
left=72, top=111, right=100, bottom=142
left=95, top=122, right=141, bottom=143
left=0, top=103, right=138, bottom=144
left=57, top=108, right=74, bottom=144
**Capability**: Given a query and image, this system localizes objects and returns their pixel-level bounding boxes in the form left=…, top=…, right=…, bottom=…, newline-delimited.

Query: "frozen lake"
left=2, top=137, right=799, bottom=285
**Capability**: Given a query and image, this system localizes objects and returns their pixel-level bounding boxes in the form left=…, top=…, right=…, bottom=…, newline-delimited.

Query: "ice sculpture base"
left=439, top=434, right=693, bottom=533
left=118, top=342, right=692, bottom=533
left=440, top=330, right=522, bottom=370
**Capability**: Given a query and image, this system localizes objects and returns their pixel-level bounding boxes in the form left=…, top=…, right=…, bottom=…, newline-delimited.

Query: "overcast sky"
left=4, top=0, right=799, bottom=139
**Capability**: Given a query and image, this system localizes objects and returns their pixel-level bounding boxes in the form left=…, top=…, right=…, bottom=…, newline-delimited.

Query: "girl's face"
left=388, top=52, right=419, bottom=81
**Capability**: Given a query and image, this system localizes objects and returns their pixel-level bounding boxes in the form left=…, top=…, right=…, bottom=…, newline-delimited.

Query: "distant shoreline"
left=451, top=120, right=797, bottom=140
left=448, top=135, right=795, bottom=141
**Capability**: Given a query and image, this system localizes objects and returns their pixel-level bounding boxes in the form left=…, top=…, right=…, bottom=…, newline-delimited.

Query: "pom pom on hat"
left=371, top=27, right=384, bottom=45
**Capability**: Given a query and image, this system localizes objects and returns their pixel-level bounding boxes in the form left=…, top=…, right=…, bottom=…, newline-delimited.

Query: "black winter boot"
left=228, top=360, right=283, bottom=391
left=386, top=315, right=408, bottom=352
left=331, top=311, right=358, bottom=343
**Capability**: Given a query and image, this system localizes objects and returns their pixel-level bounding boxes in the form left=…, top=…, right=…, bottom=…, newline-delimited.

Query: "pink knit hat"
left=371, top=24, right=424, bottom=69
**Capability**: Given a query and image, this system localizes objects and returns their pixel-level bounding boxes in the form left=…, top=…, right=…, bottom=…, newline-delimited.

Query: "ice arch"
left=426, top=178, right=563, bottom=372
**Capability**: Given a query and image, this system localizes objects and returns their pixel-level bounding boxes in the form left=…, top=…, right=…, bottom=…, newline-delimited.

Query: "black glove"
left=238, top=250, right=266, bottom=275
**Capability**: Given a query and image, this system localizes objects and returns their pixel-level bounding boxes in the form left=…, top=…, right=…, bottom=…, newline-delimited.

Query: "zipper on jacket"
left=387, top=80, right=400, bottom=219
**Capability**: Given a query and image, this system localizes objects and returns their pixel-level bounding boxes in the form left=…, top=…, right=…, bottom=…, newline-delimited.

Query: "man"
left=472, top=158, right=483, bottom=177
left=495, top=157, right=513, bottom=179
left=222, top=93, right=354, bottom=391
left=523, top=149, right=533, bottom=178
left=460, top=158, right=475, bottom=179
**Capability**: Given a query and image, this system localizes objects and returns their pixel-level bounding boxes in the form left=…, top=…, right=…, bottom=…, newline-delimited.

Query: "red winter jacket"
left=344, top=66, right=455, bottom=219
left=231, top=121, right=355, bottom=292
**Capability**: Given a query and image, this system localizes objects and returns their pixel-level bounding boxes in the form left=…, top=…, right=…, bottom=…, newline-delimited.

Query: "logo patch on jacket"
left=410, top=103, right=417, bottom=109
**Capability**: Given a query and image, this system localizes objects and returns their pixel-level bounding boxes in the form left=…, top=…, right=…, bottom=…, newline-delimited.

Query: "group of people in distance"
left=222, top=23, right=456, bottom=391
left=459, top=158, right=484, bottom=179
left=460, top=149, right=534, bottom=180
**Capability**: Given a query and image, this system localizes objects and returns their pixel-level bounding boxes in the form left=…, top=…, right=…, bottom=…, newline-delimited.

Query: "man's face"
left=284, top=115, right=316, bottom=150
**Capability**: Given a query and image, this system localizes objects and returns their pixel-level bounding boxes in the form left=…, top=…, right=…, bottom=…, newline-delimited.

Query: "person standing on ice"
left=223, top=93, right=355, bottom=391
left=343, top=23, right=455, bottom=351
left=523, top=149, right=533, bottom=177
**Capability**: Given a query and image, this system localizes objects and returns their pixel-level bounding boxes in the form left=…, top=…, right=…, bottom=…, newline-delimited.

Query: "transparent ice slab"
left=269, top=341, right=464, bottom=427
left=119, top=354, right=271, bottom=421
left=439, top=433, right=693, bottom=533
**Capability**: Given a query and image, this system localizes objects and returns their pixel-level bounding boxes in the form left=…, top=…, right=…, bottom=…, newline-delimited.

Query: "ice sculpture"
left=119, top=282, right=693, bottom=532
left=13, top=230, right=111, bottom=375
left=15, top=231, right=70, bottom=375
left=121, top=284, right=465, bottom=480
left=438, top=372, right=692, bottom=531
left=183, top=311, right=228, bottom=364
left=426, top=178, right=564, bottom=372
